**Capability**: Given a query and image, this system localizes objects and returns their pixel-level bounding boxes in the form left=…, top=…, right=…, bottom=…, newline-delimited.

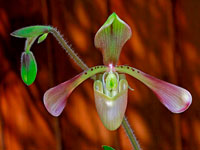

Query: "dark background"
left=0, top=0, right=200, bottom=150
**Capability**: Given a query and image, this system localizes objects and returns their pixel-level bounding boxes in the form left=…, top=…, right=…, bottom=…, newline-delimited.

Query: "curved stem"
left=50, top=27, right=88, bottom=70
left=25, top=37, right=37, bottom=52
left=122, top=117, right=141, bottom=150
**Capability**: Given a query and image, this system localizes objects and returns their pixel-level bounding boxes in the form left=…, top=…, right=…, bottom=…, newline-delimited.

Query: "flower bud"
left=21, top=51, right=37, bottom=85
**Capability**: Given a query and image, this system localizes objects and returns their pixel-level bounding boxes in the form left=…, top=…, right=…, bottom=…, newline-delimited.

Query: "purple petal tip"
left=142, top=73, right=192, bottom=113
left=43, top=85, right=68, bottom=116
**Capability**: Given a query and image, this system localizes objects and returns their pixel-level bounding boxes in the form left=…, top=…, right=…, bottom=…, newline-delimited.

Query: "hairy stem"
left=50, top=28, right=88, bottom=70
left=122, top=117, right=141, bottom=150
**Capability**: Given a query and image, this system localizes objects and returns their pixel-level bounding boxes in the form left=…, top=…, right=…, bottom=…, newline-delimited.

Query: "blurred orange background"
left=0, top=0, right=200, bottom=150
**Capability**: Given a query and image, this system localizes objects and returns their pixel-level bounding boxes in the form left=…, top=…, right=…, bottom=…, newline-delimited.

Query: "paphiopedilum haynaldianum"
left=11, top=13, right=192, bottom=131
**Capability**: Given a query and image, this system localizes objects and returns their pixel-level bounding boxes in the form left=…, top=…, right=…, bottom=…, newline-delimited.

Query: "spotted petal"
left=116, top=66, right=192, bottom=113
left=44, top=66, right=108, bottom=116
left=94, top=13, right=132, bottom=65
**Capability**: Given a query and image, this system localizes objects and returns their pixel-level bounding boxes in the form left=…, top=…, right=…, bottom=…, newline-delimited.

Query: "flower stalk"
left=49, top=28, right=88, bottom=71
left=122, top=117, right=141, bottom=150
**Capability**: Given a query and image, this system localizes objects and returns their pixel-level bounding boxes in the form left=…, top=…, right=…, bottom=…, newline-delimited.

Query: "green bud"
left=38, top=33, right=48, bottom=44
left=21, top=51, right=37, bottom=85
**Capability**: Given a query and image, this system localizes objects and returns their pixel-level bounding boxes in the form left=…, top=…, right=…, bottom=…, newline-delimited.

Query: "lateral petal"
left=116, top=66, right=192, bottom=113
left=44, top=66, right=108, bottom=116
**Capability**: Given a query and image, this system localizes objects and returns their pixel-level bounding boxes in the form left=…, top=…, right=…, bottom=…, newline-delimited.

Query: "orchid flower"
left=42, top=13, right=192, bottom=131
left=11, top=13, right=192, bottom=132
